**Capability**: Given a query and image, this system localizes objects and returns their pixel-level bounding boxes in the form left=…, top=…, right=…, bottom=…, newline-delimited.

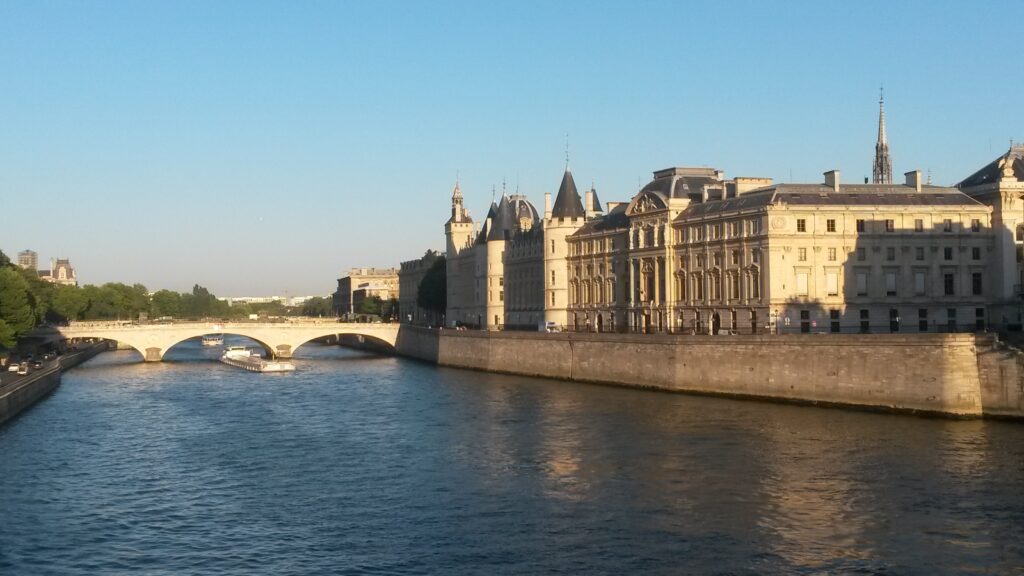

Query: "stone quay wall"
left=394, top=326, right=1024, bottom=419
left=0, top=342, right=107, bottom=427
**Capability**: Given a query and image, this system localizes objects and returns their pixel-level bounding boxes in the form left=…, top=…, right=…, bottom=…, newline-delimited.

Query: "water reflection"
left=0, top=342, right=1022, bottom=575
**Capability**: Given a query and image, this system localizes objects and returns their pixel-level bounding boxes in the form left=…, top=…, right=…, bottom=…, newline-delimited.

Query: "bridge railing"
left=62, top=319, right=397, bottom=330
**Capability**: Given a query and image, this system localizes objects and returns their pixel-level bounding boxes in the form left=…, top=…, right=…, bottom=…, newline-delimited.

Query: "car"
left=30, top=360, right=43, bottom=369
left=17, top=362, right=29, bottom=375
left=7, top=364, right=19, bottom=373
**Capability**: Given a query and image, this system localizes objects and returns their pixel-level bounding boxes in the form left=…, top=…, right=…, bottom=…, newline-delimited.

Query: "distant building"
left=17, top=250, right=37, bottom=271
left=399, top=250, right=442, bottom=326
left=332, top=268, right=399, bottom=317
left=38, top=258, right=77, bottom=286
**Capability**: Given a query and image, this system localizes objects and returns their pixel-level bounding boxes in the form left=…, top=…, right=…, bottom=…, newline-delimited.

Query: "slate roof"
left=551, top=169, right=585, bottom=218
left=640, top=168, right=723, bottom=200
left=957, top=146, right=1024, bottom=189
left=574, top=202, right=630, bottom=235
left=678, top=183, right=986, bottom=220
left=590, top=188, right=603, bottom=213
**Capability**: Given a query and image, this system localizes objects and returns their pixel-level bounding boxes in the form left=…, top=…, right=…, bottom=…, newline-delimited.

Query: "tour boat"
left=219, top=346, right=295, bottom=373
left=202, top=334, right=225, bottom=347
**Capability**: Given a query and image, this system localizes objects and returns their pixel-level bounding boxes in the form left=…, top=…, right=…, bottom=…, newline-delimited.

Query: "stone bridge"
left=54, top=320, right=399, bottom=362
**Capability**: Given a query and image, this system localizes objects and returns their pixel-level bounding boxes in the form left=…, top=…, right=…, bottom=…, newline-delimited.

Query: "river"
left=1, top=339, right=1022, bottom=575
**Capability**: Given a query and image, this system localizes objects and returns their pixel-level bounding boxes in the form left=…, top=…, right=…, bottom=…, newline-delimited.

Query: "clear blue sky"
left=1, top=0, right=1021, bottom=296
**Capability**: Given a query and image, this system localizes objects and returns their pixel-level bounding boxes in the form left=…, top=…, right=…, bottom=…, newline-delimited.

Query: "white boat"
left=219, top=346, right=295, bottom=373
left=202, top=334, right=225, bottom=347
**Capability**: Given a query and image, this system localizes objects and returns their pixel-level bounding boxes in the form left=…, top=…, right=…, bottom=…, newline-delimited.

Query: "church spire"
left=450, top=178, right=467, bottom=223
left=872, top=88, right=892, bottom=184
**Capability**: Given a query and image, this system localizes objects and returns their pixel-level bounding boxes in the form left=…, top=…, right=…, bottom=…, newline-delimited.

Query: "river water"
left=1, top=340, right=1022, bottom=575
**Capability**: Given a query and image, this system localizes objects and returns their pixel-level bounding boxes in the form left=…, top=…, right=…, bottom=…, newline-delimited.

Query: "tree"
left=150, top=289, right=183, bottom=319
left=51, top=284, right=88, bottom=322
left=416, top=256, right=447, bottom=316
left=355, top=295, right=382, bottom=316
left=0, top=267, right=35, bottom=347
left=301, top=296, right=333, bottom=317
left=0, top=249, right=11, bottom=268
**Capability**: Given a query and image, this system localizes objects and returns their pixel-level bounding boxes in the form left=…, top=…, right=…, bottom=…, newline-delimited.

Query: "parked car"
left=30, top=359, right=43, bottom=369
left=17, top=362, right=29, bottom=375
left=7, top=364, right=19, bottom=373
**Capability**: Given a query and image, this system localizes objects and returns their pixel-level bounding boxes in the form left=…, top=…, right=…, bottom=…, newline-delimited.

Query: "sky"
left=1, top=0, right=1022, bottom=296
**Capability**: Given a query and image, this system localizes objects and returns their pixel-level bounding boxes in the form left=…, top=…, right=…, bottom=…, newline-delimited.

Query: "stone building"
left=957, top=145, right=1024, bottom=329
left=436, top=100, right=1023, bottom=335
left=398, top=250, right=443, bottom=326
left=16, top=250, right=37, bottom=271
left=444, top=168, right=588, bottom=329
left=565, top=166, right=992, bottom=334
left=332, top=267, right=398, bottom=317
left=38, top=258, right=77, bottom=286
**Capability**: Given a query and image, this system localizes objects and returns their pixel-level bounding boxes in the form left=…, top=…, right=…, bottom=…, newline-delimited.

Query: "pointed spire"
left=872, top=87, right=893, bottom=185
left=877, top=87, right=888, bottom=146
left=550, top=166, right=585, bottom=219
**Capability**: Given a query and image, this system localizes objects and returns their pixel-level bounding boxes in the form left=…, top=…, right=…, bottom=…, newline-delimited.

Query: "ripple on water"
left=1, top=344, right=1023, bottom=575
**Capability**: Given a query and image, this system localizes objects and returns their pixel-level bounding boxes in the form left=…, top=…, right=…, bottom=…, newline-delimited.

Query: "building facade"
left=434, top=102, right=1024, bottom=334
left=332, top=267, right=399, bottom=317
left=444, top=168, right=590, bottom=330
left=17, top=250, right=37, bottom=271
left=38, top=258, right=77, bottom=286
left=398, top=250, right=443, bottom=326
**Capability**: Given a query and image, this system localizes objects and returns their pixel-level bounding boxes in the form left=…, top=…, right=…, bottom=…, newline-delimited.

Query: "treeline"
left=0, top=250, right=332, bottom=348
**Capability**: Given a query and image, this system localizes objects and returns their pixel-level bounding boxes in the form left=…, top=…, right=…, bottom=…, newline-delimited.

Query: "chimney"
left=585, top=189, right=595, bottom=217
left=544, top=192, right=552, bottom=219
left=905, top=170, right=922, bottom=192
left=701, top=185, right=709, bottom=203
left=606, top=201, right=621, bottom=211
left=824, top=170, right=840, bottom=192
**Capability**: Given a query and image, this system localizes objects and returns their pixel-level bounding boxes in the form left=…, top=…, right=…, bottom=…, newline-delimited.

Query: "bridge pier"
left=144, top=347, right=163, bottom=362
left=274, top=344, right=293, bottom=359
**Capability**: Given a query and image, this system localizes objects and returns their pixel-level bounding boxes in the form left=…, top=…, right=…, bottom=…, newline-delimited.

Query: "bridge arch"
left=55, top=321, right=399, bottom=362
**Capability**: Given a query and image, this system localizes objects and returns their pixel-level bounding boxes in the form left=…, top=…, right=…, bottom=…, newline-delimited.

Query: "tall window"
left=971, top=219, right=981, bottom=232
left=826, top=219, right=836, bottom=232
left=885, top=271, right=897, bottom=296
left=944, top=247, right=953, bottom=261
left=914, top=219, right=924, bottom=232
left=915, top=247, right=925, bottom=261
left=856, top=247, right=866, bottom=261
left=828, top=248, right=836, bottom=261
left=886, top=247, right=895, bottom=261
left=796, top=272, right=809, bottom=296
left=972, top=273, right=983, bottom=296
left=943, top=219, right=953, bottom=232
left=826, top=272, right=839, bottom=296
left=856, top=219, right=865, bottom=232
left=798, top=248, right=807, bottom=261
left=944, top=273, right=955, bottom=296
left=796, top=219, right=807, bottom=232
left=885, top=219, right=895, bottom=232
left=856, top=272, right=868, bottom=296
left=972, top=247, right=981, bottom=260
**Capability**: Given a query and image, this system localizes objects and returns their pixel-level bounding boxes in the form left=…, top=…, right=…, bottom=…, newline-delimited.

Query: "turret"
left=542, top=167, right=587, bottom=328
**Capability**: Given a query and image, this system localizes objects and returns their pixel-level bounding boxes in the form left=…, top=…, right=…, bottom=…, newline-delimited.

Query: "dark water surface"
left=1, top=340, right=1022, bottom=575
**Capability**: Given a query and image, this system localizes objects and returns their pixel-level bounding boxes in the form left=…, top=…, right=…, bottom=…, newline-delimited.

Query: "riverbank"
left=394, top=326, right=1024, bottom=419
left=0, top=341, right=108, bottom=426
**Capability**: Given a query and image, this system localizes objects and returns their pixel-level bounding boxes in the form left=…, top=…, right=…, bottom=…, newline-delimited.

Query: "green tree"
left=0, top=249, right=11, bottom=268
left=416, top=257, right=447, bottom=316
left=301, top=296, right=333, bottom=317
left=51, top=284, right=88, bottom=322
left=0, top=267, right=35, bottom=347
left=355, top=295, right=382, bottom=316
left=150, top=289, right=183, bottom=319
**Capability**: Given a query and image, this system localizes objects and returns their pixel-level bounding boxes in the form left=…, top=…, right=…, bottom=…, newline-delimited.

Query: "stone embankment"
left=0, top=342, right=108, bottom=426
left=394, top=327, right=1024, bottom=419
